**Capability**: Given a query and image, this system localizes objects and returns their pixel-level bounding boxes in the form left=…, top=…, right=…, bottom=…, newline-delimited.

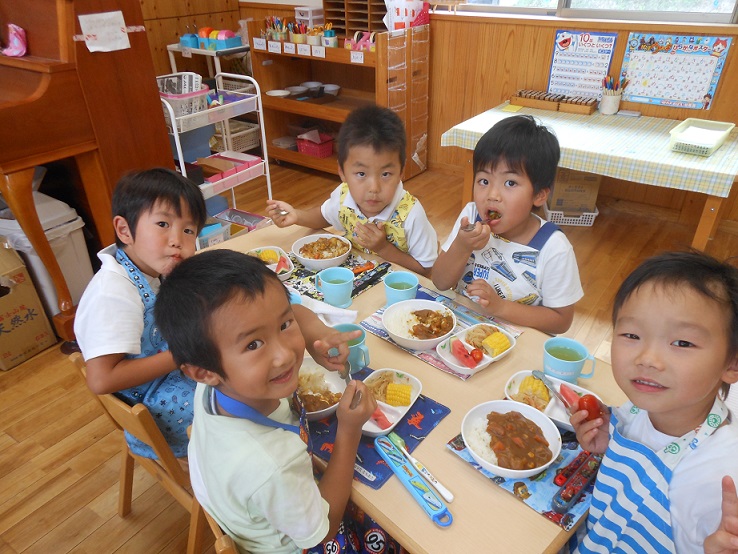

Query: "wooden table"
left=209, top=224, right=627, bottom=553
left=441, top=103, right=738, bottom=251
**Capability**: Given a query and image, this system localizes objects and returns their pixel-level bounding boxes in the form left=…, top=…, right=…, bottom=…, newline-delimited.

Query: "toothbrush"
left=388, top=432, right=454, bottom=502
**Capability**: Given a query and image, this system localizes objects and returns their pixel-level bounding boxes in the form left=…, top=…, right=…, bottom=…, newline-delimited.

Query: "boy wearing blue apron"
left=570, top=251, right=738, bottom=552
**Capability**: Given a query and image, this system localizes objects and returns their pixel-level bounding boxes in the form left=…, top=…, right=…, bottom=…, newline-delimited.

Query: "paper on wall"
left=383, top=0, right=424, bottom=30
left=78, top=11, right=130, bottom=52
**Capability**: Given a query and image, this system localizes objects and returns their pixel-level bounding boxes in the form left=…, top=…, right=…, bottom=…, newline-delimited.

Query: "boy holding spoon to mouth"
left=432, top=115, right=582, bottom=334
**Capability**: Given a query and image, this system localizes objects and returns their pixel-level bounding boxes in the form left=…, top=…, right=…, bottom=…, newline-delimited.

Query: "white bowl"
left=266, top=89, right=290, bottom=97
left=300, top=81, right=323, bottom=92
left=435, top=323, right=516, bottom=377
left=504, top=370, right=605, bottom=432
left=323, top=84, right=341, bottom=96
left=291, top=234, right=352, bottom=272
left=286, top=85, right=308, bottom=96
left=246, top=246, right=294, bottom=282
left=362, top=369, right=422, bottom=437
left=381, top=299, right=457, bottom=351
left=461, top=399, right=562, bottom=479
left=298, top=358, right=346, bottom=421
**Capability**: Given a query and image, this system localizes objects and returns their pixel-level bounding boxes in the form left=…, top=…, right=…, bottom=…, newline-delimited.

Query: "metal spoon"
left=277, top=209, right=289, bottom=217
left=461, top=223, right=476, bottom=232
left=531, top=370, right=573, bottom=414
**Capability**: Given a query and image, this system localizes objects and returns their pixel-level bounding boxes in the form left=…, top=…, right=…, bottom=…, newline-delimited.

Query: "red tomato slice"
left=451, top=339, right=477, bottom=369
left=559, top=383, right=582, bottom=411
left=470, top=348, right=484, bottom=363
left=579, top=394, right=605, bottom=421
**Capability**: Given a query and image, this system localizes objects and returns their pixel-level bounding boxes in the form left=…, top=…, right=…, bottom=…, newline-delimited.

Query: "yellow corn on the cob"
left=385, top=383, right=413, bottom=406
left=481, top=331, right=512, bottom=357
left=518, top=376, right=550, bottom=403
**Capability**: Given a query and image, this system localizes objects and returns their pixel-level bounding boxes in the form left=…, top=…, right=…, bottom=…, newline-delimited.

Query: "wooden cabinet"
left=323, top=0, right=387, bottom=36
left=247, top=21, right=429, bottom=182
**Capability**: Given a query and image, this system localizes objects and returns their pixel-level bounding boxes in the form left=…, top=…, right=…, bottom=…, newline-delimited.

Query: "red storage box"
left=296, top=133, right=334, bottom=158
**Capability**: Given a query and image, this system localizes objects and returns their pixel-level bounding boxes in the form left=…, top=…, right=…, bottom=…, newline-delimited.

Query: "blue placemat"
left=286, top=256, right=390, bottom=301
left=309, top=367, right=451, bottom=489
left=446, top=430, right=594, bottom=530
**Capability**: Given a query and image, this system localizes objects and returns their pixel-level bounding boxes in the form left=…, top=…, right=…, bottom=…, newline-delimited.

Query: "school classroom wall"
left=141, top=0, right=738, bottom=233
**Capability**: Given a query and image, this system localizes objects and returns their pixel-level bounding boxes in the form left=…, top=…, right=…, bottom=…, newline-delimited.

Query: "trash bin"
left=0, top=191, right=94, bottom=317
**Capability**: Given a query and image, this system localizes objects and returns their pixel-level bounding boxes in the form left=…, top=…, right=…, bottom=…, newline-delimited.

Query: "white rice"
left=466, top=418, right=498, bottom=465
left=383, top=308, right=419, bottom=339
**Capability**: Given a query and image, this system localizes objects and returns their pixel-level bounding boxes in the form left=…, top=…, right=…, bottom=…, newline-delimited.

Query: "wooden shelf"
left=262, top=93, right=375, bottom=123
left=269, top=146, right=338, bottom=173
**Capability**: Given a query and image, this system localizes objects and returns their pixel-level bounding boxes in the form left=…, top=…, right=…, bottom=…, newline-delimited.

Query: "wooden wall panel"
left=428, top=14, right=738, bottom=228
left=238, top=2, right=297, bottom=25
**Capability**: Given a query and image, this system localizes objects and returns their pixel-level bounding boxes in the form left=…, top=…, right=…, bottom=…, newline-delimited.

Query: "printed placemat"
left=285, top=255, right=391, bottom=302
left=309, top=367, right=451, bottom=489
left=360, top=287, right=523, bottom=380
left=445, top=430, right=594, bottom=530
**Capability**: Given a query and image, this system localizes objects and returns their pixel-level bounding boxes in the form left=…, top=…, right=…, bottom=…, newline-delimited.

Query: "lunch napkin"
left=295, top=291, right=358, bottom=326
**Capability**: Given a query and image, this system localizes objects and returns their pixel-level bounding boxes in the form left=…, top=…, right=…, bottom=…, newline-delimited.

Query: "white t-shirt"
left=441, top=203, right=583, bottom=308
left=620, top=406, right=738, bottom=552
left=74, top=245, right=159, bottom=361
left=320, top=182, right=438, bottom=268
left=188, top=383, right=329, bottom=554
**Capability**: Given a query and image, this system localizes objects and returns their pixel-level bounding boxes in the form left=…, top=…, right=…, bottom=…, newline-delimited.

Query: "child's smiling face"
left=472, top=161, right=548, bottom=244
left=208, top=280, right=306, bottom=416
left=339, top=145, right=403, bottom=218
left=611, top=282, right=738, bottom=436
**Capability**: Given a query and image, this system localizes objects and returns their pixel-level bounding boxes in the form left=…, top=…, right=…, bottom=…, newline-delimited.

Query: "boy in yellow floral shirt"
left=267, top=105, right=437, bottom=276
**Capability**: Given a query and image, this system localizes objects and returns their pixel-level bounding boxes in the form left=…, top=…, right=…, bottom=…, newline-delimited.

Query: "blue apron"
left=576, top=398, right=729, bottom=553
left=114, top=249, right=195, bottom=459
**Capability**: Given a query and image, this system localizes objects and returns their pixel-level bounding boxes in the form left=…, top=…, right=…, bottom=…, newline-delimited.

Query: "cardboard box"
left=0, top=247, right=56, bottom=370
left=547, top=168, right=601, bottom=215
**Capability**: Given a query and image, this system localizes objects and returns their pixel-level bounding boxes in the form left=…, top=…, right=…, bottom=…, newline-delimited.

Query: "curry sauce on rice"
left=298, top=237, right=350, bottom=260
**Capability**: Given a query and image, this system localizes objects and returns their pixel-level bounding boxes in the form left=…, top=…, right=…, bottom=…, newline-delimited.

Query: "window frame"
left=458, top=0, right=738, bottom=24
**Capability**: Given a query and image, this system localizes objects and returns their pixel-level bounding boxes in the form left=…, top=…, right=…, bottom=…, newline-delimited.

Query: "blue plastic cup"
left=315, top=267, right=354, bottom=308
left=333, top=323, right=370, bottom=373
left=383, top=271, right=419, bottom=306
left=543, top=337, right=595, bottom=383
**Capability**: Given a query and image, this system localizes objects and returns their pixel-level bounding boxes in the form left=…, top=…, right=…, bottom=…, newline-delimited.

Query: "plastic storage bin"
left=0, top=192, right=94, bottom=317
left=543, top=204, right=599, bottom=227
left=296, top=133, right=334, bottom=158
left=669, top=118, right=735, bottom=157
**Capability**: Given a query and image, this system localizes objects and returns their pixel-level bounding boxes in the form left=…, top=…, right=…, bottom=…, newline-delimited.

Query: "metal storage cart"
left=160, top=72, right=272, bottom=206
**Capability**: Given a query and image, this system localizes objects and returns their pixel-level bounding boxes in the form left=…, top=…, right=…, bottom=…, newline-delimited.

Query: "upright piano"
left=0, top=0, right=174, bottom=340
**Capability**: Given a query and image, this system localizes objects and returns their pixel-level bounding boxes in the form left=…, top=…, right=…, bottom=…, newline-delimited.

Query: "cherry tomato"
left=579, top=394, right=605, bottom=421
left=470, top=348, right=484, bottom=363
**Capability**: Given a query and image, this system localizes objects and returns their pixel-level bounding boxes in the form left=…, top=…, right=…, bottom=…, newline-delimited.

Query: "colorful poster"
left=621, top=33, right=731, bottom=109
left=548, top=30, right=617, bottom=98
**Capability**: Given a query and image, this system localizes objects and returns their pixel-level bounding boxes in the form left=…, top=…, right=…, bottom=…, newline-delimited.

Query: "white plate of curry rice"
left=461, top=399, right=561, bottom=479
left=381, top=299, right=457, bottom=351
left=297, top=357, right=345, bottom=421
left=291, top=233, right=352, bottom=272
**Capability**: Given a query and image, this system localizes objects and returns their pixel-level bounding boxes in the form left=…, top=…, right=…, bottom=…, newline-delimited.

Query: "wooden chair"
left=203, top=509, right=239, bottom=554
left=69, top=352, right=209, bottom=554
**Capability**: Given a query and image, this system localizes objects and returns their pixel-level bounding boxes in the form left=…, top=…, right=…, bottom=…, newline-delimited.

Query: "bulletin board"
left=621, top=33, right=732, bottom=110
left=548, top=30, right=617, bottom=98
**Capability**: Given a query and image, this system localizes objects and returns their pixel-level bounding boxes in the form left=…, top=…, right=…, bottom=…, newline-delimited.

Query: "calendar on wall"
left=547, top=30, right=617, bottom=98
left=621, top=33, right=732, bottom=110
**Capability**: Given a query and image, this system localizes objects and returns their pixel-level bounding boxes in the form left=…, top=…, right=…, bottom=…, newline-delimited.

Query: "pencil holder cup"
left=307, top=34, right=322, bottom=46
left=271, top=30, right=288, bottom=41
left=599, top=93, right=622, bottom=116
left=290, top=32, right=307, bottom=44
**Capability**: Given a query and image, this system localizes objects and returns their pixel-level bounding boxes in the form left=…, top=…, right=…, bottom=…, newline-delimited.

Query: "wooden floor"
left=1, top=163, right=736, bottom=553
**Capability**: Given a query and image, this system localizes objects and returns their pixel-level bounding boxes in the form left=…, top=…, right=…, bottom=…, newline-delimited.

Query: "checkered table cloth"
left=441, top=102, right=738, bottom=197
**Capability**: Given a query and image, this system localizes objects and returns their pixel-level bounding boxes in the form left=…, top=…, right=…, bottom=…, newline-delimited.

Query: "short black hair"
left=337, top=105, right=406, bottom=169
left=112, top=168, right=207, bottom=248
left=155, top=249, right=289, bottom=377
left=613, top=250, right=738, bottom=399
left=473, top=115, right=560, bottom=194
